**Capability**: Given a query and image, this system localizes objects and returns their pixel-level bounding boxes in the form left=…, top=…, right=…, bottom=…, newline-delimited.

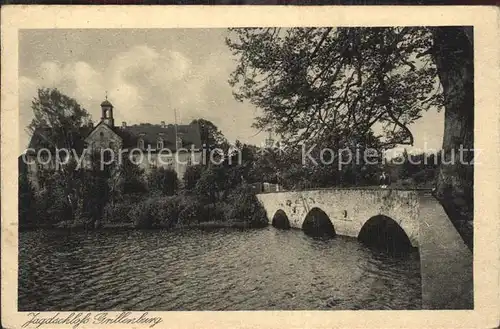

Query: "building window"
left=102, top=151, right=112, bottom=164
left=187, top=156, right=192, bottom=166
left=157, top=138, right=164, bottom=150
left=100, top=132, right=104, bottom=137
left=138, top=138, right=144, bottom=149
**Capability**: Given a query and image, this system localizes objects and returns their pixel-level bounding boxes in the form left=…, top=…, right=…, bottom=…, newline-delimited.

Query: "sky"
left=19, top=29, right=444, bottom=154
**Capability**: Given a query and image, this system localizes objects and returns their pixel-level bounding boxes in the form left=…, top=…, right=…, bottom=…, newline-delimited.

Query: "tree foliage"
left=147, top=167, right=179, bottom=196
left=19, top=164, right=37, bottom=228
left=227, top=27, right=474, bottom=250
left=27, top=88, right=91, bottom=150
left=116, top=156, right=148, bottom=196
left=226, top=27, right=442, bottom=148
left=388, top=151, right=441, bottom=188
left=191, top=118, right=228, bottom=150
left=184, top=164, right=205, bottom=190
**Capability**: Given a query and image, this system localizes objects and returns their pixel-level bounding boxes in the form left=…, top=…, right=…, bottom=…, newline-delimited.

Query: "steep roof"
left=119, top=123, right=202, bottom=151
left=100, top=100, right=113, bottom=107
left=26, top=122, right=202, bottom=153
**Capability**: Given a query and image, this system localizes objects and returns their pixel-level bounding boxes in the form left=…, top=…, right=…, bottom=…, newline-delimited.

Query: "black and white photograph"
left=2, top=5, right=499, bottom=329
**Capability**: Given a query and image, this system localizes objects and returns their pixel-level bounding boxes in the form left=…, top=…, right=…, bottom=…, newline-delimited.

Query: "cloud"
left=20, top=44, right=253, bottom=148
left=72, top=61, right=104, bottom=104
left=36, top=61, right=62, bottom=86
left=105, top=45, right=200, bottom=123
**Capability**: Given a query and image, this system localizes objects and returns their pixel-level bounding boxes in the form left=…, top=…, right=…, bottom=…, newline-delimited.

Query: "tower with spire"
left=100, top=92, right=114, bottom=127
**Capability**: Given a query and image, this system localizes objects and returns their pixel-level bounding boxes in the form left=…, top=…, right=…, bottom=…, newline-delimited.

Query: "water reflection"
left=19, top=227, right=421, bottom=311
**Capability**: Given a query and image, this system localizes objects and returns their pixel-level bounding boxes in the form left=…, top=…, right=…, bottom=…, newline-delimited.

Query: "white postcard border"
left=2, top=5, right=499, bottom=329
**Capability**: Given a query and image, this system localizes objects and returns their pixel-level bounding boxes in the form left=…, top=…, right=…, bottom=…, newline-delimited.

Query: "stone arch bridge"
left=256, top=188, right=473, bottom=310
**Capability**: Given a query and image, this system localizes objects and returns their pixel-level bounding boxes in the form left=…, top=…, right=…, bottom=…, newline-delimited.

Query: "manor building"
left=25, top=98, right=203, bottom=188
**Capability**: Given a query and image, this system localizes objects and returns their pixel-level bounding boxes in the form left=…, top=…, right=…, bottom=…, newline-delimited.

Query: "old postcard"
left=1, top=5, right=499, bottom=329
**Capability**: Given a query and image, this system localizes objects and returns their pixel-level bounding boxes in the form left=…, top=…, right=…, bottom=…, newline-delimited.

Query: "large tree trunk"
left=431, top=27, right=474, bottom=251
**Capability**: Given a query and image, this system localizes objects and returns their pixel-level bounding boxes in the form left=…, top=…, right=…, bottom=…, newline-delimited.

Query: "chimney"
left=88, top=121, right=94, bottom=128
left=161, top=121, right=166, bottom=128
left=122, top=121, right=127, bottom=128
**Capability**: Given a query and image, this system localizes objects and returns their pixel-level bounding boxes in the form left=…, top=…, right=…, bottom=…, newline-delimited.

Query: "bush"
left=129, top=200, right=152, bottom=228
left=200, top=202, right=229, bottom=223
left=226, top=185, right=268, bottom=227
left=149, top=197, right=181, bottom=228
left=194, top=166, right=223, bottom=203
left=148, top=167, right=179, bottom=196
left=128, top=196, right=204, bottom=229
left=19, top=170, right=37, bottom=229
left=35, top=172, right=72, bottom=225
left=119, top=157, right=148, bottom=195
left=177, top=197, right=205, bottom=226
left=79, top=169, right=110, bottom=223
left=184, top=165, right=204, bottom=191
left=103, top=201, right=135, bottom=224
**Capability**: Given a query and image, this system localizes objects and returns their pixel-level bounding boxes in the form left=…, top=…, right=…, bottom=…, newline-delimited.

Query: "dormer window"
left=138, top=138, right=145, bottom=149
left=157, top=138, right=164, bottom=150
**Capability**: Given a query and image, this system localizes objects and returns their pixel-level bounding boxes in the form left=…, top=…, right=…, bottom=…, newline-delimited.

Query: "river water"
left=19, top=227, right=421, bottom=311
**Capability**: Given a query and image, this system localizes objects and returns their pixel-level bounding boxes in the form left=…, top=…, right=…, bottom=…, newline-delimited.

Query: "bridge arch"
left=271, top=209, right=291, bottom=229
left=302, top=207, right=336, bottom=238
left=358, top=215, right=414, bottom=253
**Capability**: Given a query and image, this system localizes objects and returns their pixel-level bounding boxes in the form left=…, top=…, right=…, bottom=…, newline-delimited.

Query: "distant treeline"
left=19, top=143, right=440, bottom=231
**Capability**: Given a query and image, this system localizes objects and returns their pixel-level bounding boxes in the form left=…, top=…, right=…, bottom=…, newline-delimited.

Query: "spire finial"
left=105, top=91, right=108, bottom=101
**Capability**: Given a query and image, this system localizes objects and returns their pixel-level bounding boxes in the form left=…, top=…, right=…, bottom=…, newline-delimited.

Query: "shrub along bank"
left=19, top=162, right=269, bottom=231
left=102, top=188, right=268, bottom=230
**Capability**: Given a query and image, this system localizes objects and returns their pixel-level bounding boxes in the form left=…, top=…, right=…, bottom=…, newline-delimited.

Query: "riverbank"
left=20, top=219, right=268, bottom=232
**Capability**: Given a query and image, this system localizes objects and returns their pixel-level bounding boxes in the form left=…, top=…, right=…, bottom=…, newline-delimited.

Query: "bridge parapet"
left=256, top=188, right=420, bottom=247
